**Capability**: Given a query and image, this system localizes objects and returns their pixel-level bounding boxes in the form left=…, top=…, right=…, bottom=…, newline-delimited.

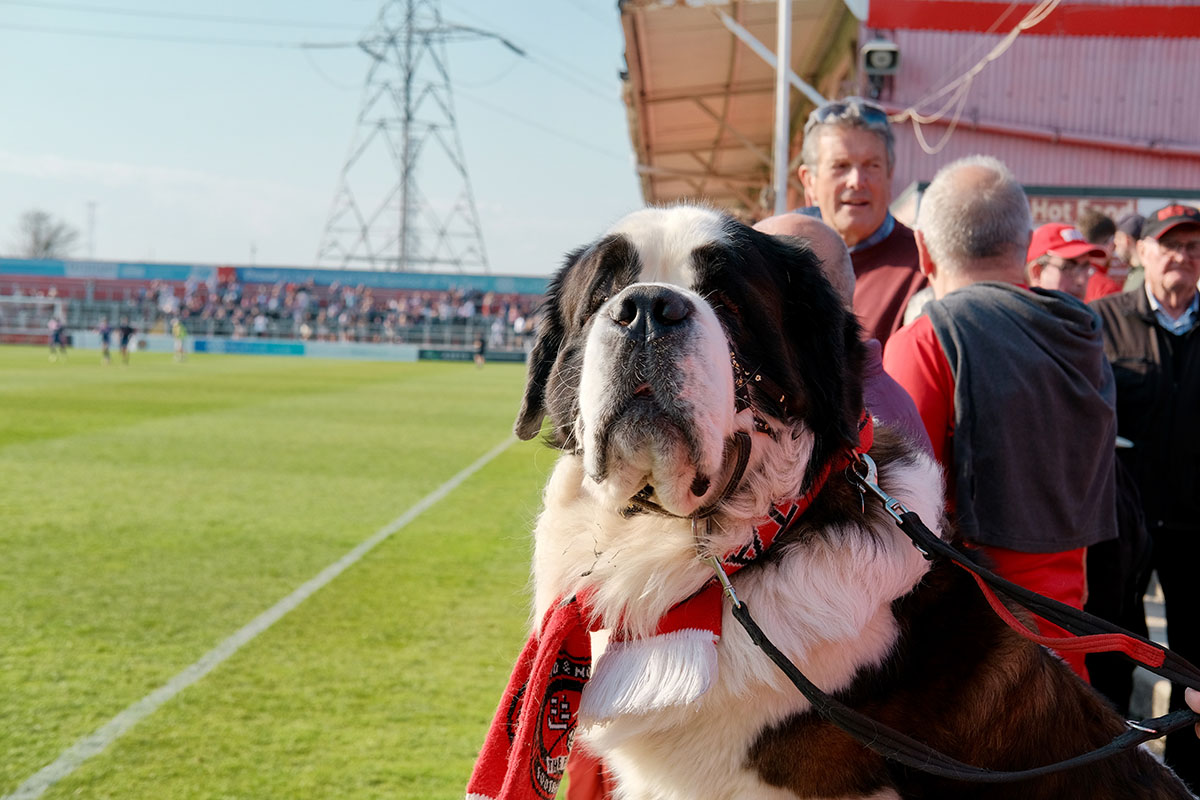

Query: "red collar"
left=719, top=412, right=874, bottom=573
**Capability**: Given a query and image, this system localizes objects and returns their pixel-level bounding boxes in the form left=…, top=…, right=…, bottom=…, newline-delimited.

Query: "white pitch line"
left=4, top=434, right=518, bottom=800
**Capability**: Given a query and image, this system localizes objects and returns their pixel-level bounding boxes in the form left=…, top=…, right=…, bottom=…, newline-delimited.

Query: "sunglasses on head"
left=805, top=97, right=890, bottom=134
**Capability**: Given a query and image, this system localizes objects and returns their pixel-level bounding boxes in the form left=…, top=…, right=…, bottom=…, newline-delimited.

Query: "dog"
left=499, top=205, right=1192, bottom=799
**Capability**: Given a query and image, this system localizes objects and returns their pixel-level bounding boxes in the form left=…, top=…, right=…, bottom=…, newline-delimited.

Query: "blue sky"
left=0, top=0, right=643, bottom=276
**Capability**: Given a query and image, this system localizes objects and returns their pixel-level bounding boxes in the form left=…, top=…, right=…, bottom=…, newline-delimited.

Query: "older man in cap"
left=1091, top=203, right=1200, bottom=790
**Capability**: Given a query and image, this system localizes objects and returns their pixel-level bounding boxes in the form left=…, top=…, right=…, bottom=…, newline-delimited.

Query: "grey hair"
left=800, top=97, right=896, bottom=174
left=916, top=155, right=1032, bottom=271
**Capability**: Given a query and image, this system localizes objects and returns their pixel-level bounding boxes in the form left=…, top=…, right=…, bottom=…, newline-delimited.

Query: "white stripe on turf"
left=3, top=434, right=518, bottom=800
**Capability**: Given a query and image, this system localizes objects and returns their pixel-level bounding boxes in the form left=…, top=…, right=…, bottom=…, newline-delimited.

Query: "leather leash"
left=706, top=452, right=1200, bottom=782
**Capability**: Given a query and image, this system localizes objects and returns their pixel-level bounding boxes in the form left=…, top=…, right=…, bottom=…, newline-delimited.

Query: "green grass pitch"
left=0, top=345, right=553, bottom=799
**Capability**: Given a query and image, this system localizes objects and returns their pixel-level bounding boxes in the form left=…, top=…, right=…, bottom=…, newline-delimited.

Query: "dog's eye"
left=583, top=291, right=609, bottom=321
left=712, top=293, right=741, bottom=323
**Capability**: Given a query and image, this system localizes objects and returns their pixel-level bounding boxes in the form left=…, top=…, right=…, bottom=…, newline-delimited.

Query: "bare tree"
left=15, top=209, right=80, bottom=259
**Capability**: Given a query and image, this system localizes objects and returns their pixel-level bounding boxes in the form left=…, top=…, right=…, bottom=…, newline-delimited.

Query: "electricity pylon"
left=315, top=0, right=521, bottom=272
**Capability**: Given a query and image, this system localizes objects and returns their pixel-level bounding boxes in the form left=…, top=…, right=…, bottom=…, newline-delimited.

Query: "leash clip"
left=704, top=555, right=742, bottom=609
left=849, top=453, right=912, bottom=526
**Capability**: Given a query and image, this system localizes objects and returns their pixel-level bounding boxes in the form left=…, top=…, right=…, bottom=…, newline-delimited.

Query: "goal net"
left=0, top=295, right=66, bottom=344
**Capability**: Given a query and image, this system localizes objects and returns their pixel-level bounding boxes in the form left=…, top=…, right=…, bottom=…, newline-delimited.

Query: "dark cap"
left=1116, top=213, right=1143, bottom=239
left=1141, top=204, right=1200, bottom=241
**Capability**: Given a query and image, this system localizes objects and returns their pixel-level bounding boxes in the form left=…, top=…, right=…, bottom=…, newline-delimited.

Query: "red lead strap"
left=849, top=452, right=1200, bottom=690
left=965, top=569, right=1167, bottom=667
left=721, top=413, right=874, bottom=572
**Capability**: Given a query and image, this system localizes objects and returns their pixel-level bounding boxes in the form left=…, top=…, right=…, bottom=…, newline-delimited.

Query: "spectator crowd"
left=4, top=276, right=542, bottom=350
left=149, top=277, right=540, bottom=347
left=784, top=97, right=1200, bottom=791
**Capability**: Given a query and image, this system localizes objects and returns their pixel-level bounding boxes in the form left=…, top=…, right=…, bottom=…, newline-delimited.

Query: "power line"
left=0, top=0, right=362, bottom=30
left=1, top=7, right=629, bottom=165
left=441, top=0, right=620, bottom=105
left=300, top=46, right=360, bottom=91
left=455, top=86, right=628, bottom=162
left=561, top=0, right=613, bottom=27
left=522, top=51, right=622, bottom=106
left=1, top=4, right=622, bottom=106
left=0, top=21, right=347, bottom=48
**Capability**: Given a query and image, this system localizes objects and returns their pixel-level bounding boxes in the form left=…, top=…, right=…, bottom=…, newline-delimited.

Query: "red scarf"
left=467, top=418, right=873, bottom=800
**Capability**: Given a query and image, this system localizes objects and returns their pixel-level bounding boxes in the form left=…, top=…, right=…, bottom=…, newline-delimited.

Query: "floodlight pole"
left=772, top=0, right=792, bottom=214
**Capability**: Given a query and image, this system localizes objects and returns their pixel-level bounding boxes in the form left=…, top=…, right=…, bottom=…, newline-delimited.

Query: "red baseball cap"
left=1027, top=223, right=1107, bottom=263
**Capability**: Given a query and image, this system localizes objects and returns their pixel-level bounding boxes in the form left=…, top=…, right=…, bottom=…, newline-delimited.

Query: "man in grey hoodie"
left=883, top=155, right=1118, bottom=682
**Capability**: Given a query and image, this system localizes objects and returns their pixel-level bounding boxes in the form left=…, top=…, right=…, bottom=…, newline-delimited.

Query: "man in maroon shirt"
left=797, top=97, right=926, bottom=347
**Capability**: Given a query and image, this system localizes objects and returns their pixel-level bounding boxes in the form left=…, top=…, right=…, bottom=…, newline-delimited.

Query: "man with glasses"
left=1026, top=222, right=1106, bottom=302
left=797, top=97, right=926, bottom=347
left=1091, top=203, right=1200, bottom=790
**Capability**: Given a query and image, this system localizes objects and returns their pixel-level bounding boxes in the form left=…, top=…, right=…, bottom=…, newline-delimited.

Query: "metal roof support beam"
left=636, top=164, right=766, bottom=186
left=692, top=98, right=773, bottom=169
left=638, top=140, right=771, bottom=158
left=639, top=81, right=777, bottom=105
left=714, top=9, right=826, bottom=108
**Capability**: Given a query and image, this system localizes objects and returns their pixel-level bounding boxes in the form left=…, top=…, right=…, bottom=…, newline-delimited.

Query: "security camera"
left=861, top=39, right=899, bottom=76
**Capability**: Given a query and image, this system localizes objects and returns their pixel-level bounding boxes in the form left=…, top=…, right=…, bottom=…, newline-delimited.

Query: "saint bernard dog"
left=503, top=205, right=1191, bottom=799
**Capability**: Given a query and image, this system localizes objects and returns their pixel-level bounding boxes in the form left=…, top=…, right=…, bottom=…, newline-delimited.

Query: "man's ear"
left=914, top=229, right=936, bottom=279
left=1026, top=260, right=1043, bottom=287
left=797, top=164, right=817, bottom=207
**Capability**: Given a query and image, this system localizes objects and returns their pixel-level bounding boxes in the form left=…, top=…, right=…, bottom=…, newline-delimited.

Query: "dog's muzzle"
left=578, top=283, right=736, bottom=514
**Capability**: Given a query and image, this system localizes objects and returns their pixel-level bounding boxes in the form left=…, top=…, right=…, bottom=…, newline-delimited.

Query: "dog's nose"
left=609, top=285, right=693, bottom=340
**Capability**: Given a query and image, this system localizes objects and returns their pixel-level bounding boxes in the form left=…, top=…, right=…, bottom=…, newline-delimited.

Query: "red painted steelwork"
left=868, top=1, right=1200, bottom=39
left=880, top=103, right=1200, bottom=159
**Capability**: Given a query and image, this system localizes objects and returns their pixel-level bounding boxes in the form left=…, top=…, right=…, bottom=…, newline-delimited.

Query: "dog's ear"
left=514, top=290, right=561, bottom=440
left=757, top=230, right=866, bottom=464
left=514, top=257, right=574, bottom=441
left=514, top=237, right=633, bottom=442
